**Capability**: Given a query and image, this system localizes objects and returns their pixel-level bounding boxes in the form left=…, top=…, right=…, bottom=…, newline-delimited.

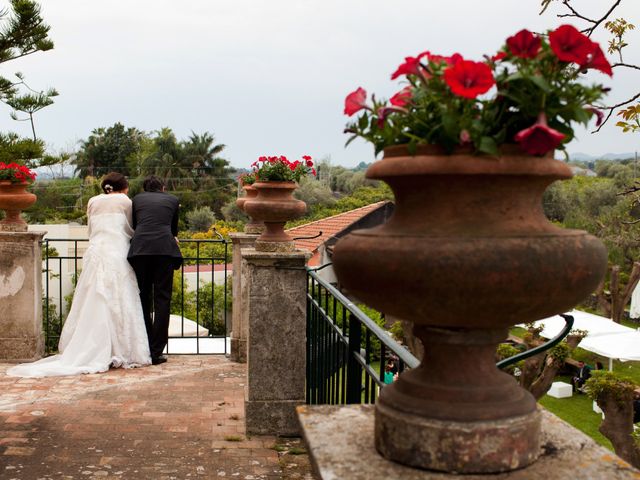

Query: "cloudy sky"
left=3, top=0, right=639, bottom=168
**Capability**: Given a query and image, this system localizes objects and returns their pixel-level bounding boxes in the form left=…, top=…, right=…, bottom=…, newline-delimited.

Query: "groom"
left=128, top=175, right=183, bottom=365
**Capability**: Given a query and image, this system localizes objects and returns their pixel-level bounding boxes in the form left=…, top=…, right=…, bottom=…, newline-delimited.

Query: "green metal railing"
left=306, top=266, right=575, bottom=405
left=42, top=237, right=229, bottom=355
left=306, top=266, right=419, bottom=405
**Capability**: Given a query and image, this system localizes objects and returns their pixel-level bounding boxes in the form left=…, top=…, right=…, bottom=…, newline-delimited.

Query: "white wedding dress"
left=7, top=193, right=151, bottom=377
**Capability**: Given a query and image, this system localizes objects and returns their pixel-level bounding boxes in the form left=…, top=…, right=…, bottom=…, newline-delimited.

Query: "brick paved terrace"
left=0, top=356, right=315, bottom=480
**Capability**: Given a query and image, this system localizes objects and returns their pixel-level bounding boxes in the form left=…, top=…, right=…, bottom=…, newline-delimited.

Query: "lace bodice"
left=87, top=193, right=134, bottom=249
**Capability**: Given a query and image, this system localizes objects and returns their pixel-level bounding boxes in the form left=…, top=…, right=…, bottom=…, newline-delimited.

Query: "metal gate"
left=42, top=237, right=230, bottom=355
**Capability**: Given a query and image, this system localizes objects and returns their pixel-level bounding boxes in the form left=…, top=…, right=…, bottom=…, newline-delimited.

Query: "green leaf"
left=478, top=136, right=498, bottom=156
left=358, top=114, right=368, bottom=130
left=530, top=75, right=551, bottom=93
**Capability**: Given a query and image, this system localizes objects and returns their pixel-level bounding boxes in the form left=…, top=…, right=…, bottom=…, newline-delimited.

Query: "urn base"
left=254, top=239, right=295, bottom=253
left=375, top=401, right=541, bottom=473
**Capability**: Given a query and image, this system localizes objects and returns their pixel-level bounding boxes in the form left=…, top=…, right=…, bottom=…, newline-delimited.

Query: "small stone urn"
left=0, top=181, right=37, bottom=231
left=236, top=184, right=264, bottom=234
left=244, top=181, right=306, bottom=252
left=332, top=145, right=607, bottom=474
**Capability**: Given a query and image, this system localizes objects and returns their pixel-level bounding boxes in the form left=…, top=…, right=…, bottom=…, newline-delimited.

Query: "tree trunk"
left=529, top=357, right=564, bottom=400
left=598, top=393, right=640, bottom=469
left=401, top=320, right=424, bottom=361
left=520, top=352, right=545, bottom=391
left=596, top=262, right=640, bottom=323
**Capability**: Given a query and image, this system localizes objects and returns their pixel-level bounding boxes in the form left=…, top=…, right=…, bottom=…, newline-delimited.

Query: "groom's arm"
left=171, top=199, right=179, bottom=237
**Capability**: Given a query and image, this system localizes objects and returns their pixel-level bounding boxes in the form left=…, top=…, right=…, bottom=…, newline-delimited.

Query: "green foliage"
left=287, top=184, right=392, bottom=228
left=170, top=274, right=231, bottom=335
left=178, top=220, right=238, bottom=264
left=186, top=206, right=216, bottom=232
left=0, top=0, right=56, bottom=141
left=293, top=177, right=336, bottom=208
left=0, top=132, right=43, bottom=164
left=585, top=370, right=637, bottom=406
left=549, top=341, right=570, bottom=362
left=41, top=296, right=60, bottom=353
left=73, top=122, right=145, bottom=177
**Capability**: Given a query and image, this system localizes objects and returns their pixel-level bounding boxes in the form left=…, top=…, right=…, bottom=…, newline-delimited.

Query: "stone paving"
left=0, top=356, right=315, bottom=480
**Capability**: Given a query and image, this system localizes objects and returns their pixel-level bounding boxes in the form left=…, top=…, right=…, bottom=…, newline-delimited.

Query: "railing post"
left=346, top=313, right=362, bottom=404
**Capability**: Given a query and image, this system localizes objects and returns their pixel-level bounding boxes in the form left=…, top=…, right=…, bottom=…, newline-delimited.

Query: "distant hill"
left=566, top=152, right=637, bottom=162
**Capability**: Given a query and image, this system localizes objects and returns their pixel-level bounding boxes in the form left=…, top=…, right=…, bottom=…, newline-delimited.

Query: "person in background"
left=571, top=360, right=592, bottom=393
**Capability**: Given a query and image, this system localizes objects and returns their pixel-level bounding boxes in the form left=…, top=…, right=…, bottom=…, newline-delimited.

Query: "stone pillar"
left=243, top=249, right=309, bottom=436
left=229, top=232, right=258, bottom=363
left=0, top=231, right=45, bottom=361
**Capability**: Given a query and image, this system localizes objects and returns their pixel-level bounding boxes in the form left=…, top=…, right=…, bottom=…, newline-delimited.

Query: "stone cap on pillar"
left=0, top=230, right=46, bottom=242
left=241, top=248, right=310, bottom=268
left=297, top=405, right=640, bottom=480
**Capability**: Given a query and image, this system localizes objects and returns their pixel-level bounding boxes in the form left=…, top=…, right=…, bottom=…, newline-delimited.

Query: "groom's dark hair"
left=143, top=175, right=165, bottom=192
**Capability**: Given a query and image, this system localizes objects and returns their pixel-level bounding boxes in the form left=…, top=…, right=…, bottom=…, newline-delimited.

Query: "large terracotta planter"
left=244, top=181, right=306, bottom=252
left=0, top=181, right=37, bottom=231
left=332, top=145, right=607, bottom=473
left=236, top=184, right=264, bottom=235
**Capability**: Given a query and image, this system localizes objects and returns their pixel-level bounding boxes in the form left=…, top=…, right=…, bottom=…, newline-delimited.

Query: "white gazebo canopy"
left=525, top=309, right=640, bottom=369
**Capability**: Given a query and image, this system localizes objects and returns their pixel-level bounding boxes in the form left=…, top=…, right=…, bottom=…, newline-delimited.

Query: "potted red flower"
left=0, top=162, right=37, bottom=231
left=333, top=26, right=611, bottom=473
left=243, top=155, right=315, bottom=251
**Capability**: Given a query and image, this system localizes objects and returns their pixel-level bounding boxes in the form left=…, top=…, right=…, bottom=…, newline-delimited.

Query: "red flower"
left=514, top=113, right=566, bottom=156
left=344, top=87, right=367, bottom=116
left=443, top=60, right=495, bottom=99
left=586, top=106, right=604, bottom=126
left=305, top=159, right=313, bottom=167
left=491, top=51, right=507, bottom=62
left=549, top=24, right=592, bottom=64
left=582, top=41, right=613, bottom=76
left=391, top=52, right=428, bottom=80
left=427, top=52, right=463, bottom=66
left=506, top=29, right=541, bottom=59
left=389, top=86, right=413, bottom=107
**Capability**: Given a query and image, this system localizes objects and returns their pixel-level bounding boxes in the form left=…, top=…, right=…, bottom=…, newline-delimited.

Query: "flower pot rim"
left=369, top=144, right=572, bottom=179
left=0, top=179, right=32, bottom=186
left=253, top=180, right=298, bottom=188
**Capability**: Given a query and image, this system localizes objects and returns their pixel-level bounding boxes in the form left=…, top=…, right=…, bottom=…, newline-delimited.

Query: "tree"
left=0, top=0, right=57, bottom=164
left=585, top=371, right=640, bottom=468
left=74, top=123, right=144, bottom=177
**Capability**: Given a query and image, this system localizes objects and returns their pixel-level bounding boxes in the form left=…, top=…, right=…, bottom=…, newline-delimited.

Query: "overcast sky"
left=3, top=0, right=639, bottom=168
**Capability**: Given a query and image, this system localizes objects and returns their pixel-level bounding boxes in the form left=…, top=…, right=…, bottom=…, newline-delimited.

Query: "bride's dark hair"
left=101, top=172, right=128, bottom=194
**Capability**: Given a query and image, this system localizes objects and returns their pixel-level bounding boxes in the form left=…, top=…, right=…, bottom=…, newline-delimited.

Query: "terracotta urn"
left=243, top=181, right=306, bottom=252
left=332, top=145, right=607, bottom=473
left=0, top=180, right=37, bottom=231
left=237, top=184, right=264, bottom=235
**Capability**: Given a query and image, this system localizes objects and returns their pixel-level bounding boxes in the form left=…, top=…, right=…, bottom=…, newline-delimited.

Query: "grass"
left=538, top=375, right=613, bottom=450
left=507, top=319, right=640, bottom=450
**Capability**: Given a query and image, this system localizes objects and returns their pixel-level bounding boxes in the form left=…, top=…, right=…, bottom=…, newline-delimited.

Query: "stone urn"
left=244, top=181, right=306, bottom=252
left=0, top=180, right=37, bottom=231
left=332, top=145, right=607, bottom=473
left=237, top=184, right=264, bottom=234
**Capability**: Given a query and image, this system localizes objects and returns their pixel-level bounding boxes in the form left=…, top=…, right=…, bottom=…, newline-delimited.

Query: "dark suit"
left=128, top=191, right=182, bottom=359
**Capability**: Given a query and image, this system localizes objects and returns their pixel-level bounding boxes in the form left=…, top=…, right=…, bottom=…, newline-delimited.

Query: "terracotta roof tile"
left=287, top=201, right=388, bottom=254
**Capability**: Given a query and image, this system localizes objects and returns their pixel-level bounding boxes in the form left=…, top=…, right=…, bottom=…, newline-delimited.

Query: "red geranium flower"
left=514, top=113, right=566, bottom=156
left=582, top=41, right=613, bottom=76
left=443, top=60, right=495, bottom=99
left=344, top=87, right=367, bottom=116
left=389, top=86, right=413, bottom=108
left=549, top=24, right=592, bottom=64
left=506, top=29, right=541, bottom=59
left=491, top=51, right=507, bottom=62
left=391, top=52, right=428, bottom=80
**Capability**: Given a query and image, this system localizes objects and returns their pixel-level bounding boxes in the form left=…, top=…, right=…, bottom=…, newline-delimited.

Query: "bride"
left=7, top=172, right=151, bottom=377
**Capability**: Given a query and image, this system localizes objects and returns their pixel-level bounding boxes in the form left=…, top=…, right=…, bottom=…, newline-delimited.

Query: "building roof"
left=287, top=201, right=389, bottom=255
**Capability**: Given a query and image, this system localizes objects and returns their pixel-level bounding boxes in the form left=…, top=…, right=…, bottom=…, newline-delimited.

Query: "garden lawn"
left=538, top=375, right=612, bottom=450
